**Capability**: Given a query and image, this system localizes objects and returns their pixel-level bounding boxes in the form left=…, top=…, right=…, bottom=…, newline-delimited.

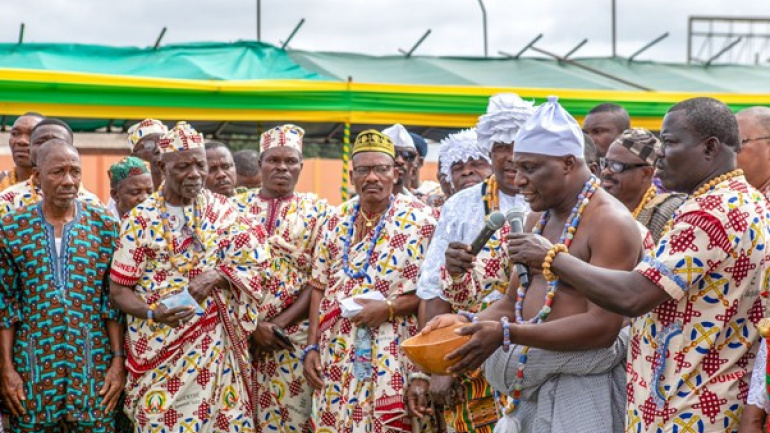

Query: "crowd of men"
left=0, top=93, right=768, bottom=433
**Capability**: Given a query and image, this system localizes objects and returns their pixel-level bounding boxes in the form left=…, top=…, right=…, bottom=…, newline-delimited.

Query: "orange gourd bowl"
left=401, top=323, right=471, bottom=375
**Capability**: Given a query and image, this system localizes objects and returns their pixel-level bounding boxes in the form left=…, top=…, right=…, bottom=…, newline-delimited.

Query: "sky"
left=1, top=0, right=769, bottom=64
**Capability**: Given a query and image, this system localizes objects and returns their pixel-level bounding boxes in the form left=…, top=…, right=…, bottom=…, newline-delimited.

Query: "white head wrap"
left=514, top=96, right=584, bottom=158
left=438, top=129, right=490, bottom=184
left=476, top=93, right=535, bottom=152
left=381, top=124, right=416, bottom=150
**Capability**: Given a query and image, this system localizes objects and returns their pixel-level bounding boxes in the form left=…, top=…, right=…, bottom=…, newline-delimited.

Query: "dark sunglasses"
left=396, top=150, right=418, bottom=162
left=604, top=159, right=650, bottom=174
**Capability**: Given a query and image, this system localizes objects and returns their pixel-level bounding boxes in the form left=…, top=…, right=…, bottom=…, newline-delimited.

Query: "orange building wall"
left=0, top=155, right=439, bottom=206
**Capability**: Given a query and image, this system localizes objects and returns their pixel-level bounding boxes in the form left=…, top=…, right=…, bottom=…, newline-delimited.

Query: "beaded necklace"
left=342, top=195, right=394, bottom=279
left=482, top=175, right=499, bottom=214
left=505, top=175, right=600, bottom=415
left=660, top=169, right=743, bottom=238
left=632, top=185, right=657, bottom=219
left=158, top=189, right=204, bottom=276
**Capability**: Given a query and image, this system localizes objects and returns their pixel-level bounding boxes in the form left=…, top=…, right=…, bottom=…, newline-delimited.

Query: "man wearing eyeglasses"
left=600, top=128, right=685, bottom=243
left=304, top=129, right=437, bottom=433
left=735, top=106, right=770, bottom=433
left=736, top=107, right=770, bottom=201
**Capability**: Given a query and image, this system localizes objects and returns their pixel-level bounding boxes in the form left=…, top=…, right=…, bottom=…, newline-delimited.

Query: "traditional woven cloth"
left=484, top=328, right=629, bottom=433
left=260, top=124, right=304, bottom=154
left=635, top=192, right=687, bottom=244
left=309, top=194, right=436, bottom=433
left=233, top=190, right=329, bottom=433
left=110, top=189, right=269, bottom=433
left=157, top=122, right=204, bottom=154
left=631, top=175, right=768, bottom=432
left=0, top=201, right=122, bottom=428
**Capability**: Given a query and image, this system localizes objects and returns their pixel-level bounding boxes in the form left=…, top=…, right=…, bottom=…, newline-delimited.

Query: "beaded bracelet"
left=301, top=344, right=319, bottom=363
left=409, top=372, right=431, bottom=383
left=458, top=310, right=479, bottom=323
left=501, top=317, right=511, bottom=352
left=542, top=243, right=569, bottom=282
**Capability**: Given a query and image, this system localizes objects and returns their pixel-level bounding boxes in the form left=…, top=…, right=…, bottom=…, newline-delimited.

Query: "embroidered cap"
left=127, top=119, right=168, bottom=151
left=260, top=124, right=305, bottom=153
left=108, top=156, right=150, bottom=187
left=352, top=130, right=395, bottom=158
left=158, top=122, right=205, bottom=154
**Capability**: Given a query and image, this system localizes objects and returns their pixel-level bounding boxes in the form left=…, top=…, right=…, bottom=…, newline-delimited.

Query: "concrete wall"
left=0, top=155, right=439, bottom=206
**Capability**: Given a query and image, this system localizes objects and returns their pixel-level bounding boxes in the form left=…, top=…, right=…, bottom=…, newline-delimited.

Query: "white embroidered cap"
left=476, top=93, right=535, bottom=152
left=438, top=128, right=490, bottom=184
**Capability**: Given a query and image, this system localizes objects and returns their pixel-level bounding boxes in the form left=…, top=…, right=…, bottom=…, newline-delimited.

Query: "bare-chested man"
left=423, top=96, right=643, bottom=433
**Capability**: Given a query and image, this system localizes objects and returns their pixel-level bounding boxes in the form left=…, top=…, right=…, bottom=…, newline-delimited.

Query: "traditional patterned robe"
left=0, top=178, right=103, bottom=217
left=631, top=175, right=769, bottom=433
left=233, top=190, right=329, bottom=433
left=110, top=189, right=269, bottom=433
left=637, top=192, right=688, bottom=244
left=0, top=201, right=122, bottom=427
left=310, top=194, right=436, bottom=433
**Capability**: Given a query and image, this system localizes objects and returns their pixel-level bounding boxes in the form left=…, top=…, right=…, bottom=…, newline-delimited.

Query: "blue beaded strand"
left=342, top=195, right=394, bottom=279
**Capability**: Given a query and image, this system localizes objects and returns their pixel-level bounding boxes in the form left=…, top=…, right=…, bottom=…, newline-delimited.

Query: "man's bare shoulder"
left=586, top=189, right=643, bottom=253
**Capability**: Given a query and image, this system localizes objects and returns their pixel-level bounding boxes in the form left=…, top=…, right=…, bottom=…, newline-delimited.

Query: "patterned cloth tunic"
left=309, top=194, right=436, bottom=433
left=631, top=175, right=769, bottom=433
left=233, top=190, right=329, bottom=433
left=0, top=201, right=122, bottom=425
left=110, top=189, right=269, bottom=433
left=0, top=178, right=103, bottom=217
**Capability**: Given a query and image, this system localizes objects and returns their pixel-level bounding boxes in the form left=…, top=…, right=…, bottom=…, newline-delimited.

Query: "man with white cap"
left=382, top=124, right=420, bottom=197
left=408, top=94, right=531, bottom=433
left=503, top=97, right=767, bottom=433
left=233, top=124, right=329, bottom=433
left=438, top=129, right=492, bottom=194
left=422, top=96, right=643, bottom=433
left=108, top=122, right=270, bottom=433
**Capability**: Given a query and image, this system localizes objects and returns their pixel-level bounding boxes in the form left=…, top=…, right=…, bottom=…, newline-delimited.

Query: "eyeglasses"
left=396, top=150, right=418, bottom=162
left=352, top=164, right=394, bottom=177
left=604, top=159, right=650, bottom=174
left=741, top=136, right=770, bottom=145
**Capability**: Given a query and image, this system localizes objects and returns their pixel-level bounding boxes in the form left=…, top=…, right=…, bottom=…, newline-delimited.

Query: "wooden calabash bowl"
left=401, top=323, right=471, bottom=375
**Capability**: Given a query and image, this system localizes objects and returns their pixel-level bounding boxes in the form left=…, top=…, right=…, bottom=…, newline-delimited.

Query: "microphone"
left=469, top=211, right=506, bottom=255
left=505, top=206, right=531, bottom=288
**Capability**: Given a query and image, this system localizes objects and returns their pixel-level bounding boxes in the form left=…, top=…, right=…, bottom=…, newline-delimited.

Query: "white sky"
left=1, top=0, right=769, bottom=63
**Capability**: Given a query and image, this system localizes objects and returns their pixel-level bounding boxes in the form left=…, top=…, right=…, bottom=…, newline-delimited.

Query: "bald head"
left=36, top=139, right=78, bottom=169
left=736, top=106, right=770, bottom=191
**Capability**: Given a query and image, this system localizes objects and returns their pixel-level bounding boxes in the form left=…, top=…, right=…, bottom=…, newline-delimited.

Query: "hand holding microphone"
left=445, top=212, right=506, bottom=277
left=506, top=206, right=532, bottom=288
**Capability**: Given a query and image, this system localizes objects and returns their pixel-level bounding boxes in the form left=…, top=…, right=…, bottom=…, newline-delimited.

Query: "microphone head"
left=486, top=211, right=506, bottom=230
left=506, top=205, right=527, bottom=224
